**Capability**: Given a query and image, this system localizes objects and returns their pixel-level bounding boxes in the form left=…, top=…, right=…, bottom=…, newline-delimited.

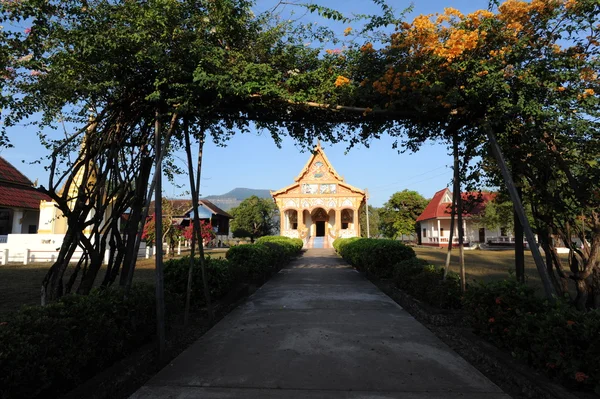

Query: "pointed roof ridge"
left=294, top=143, right=343, bottom=182
left=0, top=156, right=34, bottom=186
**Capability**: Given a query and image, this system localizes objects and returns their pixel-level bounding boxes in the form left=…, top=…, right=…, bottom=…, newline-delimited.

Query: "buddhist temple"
left=271, top=143, right=366, bottom=248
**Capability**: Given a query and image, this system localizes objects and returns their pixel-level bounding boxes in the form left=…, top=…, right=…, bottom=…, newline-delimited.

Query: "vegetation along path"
left=131, top=249, right=509, bottom=398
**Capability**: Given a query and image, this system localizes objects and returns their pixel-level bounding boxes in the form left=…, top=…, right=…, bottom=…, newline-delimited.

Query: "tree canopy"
left=379, top=190, right=428, bottom=239
left=230, top=195, right=277, bottom=243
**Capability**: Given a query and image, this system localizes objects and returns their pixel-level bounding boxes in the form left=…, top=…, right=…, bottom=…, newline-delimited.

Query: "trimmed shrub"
left=164, top=256, right=235, bottom=302
left=464, top=281, right=600, bottom=391
left=256, top=236, right=303, bottom=257
left=0, top=284, right=162, bottom=399
left=393, top=259, right=462, bottom=310
left=226, top=244, right=273, bottom=282
left=334, top=238, right=416, bottom=278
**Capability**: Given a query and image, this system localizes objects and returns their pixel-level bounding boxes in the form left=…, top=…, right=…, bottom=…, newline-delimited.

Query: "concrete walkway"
left=131, top=249, right=510, bottom=399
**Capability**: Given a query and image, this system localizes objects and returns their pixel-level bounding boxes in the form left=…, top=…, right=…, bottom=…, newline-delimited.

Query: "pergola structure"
left=271, top=143, right=365, bottom=247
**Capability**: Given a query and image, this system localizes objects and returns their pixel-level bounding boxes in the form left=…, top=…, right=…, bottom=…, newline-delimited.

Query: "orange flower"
left=488, top=317, right=495, bottom=323
left=334, top=75, right=351, bottom=87
left=567, top=320, right=576, bottom=326
left=575, top=372, right=589, bottom=382
left=343, top=27, right=352, bottom=36
left=557, top=86, right=566, bottom=92
left=477, top=70, right=489, bottom=77
left=495, top=297, right=502, bottom=304
left=360, top=42, right=375, bottom=53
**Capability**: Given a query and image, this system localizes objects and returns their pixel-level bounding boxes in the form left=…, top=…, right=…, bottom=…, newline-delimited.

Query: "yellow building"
left=271, top=143, right=365, bottom=248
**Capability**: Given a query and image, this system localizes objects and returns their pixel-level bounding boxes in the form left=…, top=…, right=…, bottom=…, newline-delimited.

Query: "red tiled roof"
left=0, top=184, right=51, bottom=209
left=0, top=157, right=33, bottom=186
left=416, top=188, right=495, bottom=222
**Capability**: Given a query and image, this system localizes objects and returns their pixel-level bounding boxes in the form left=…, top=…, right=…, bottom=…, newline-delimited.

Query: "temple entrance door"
left=315, top=221, right=325, bottom=237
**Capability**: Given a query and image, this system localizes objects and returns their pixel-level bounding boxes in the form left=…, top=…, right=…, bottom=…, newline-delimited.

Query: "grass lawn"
left=412, top=246, right=569, bottom=295
left=0, top=248, right=228, bottom=316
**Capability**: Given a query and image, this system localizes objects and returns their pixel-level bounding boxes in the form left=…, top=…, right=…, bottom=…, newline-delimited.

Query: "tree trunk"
left=452, top=133, right=466, bottom=292
left=124, top=114, right=178, bottom=294
left=186, top=129, right=213, bottom=321
left=120, top=155, right=153, bottom=286
left=485, top=126, right=555, bottom=302
left=513, top=184, right=525, bottom=283
left=154, top=112, right=167, bottom=360
left=42, top=224, right=80, bottom=304
left=443, top=149, right=459, bottom=280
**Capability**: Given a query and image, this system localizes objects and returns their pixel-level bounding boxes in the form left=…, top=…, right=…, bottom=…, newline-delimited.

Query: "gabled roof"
left=416, top=188, right=495, bottom=222
left=294, top=142, right=343, bottom=183
left=0, top=185, right=51, bottom=210
left=197, top=199, right=233, bottom=219
left=271, top=143, right=365, bottom=197
left=149, top=198, right=233, bottom=219
left=0, top=157, right=33, bottom=186
left=0, top=157, right=50, bottom=209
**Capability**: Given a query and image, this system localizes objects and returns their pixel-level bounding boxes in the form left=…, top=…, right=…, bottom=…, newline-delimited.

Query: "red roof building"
left=0, top=157, right=50, bottom=235
left=416, top=188, right=505, bottom=247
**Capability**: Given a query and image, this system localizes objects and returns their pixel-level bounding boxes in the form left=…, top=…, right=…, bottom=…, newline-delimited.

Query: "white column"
left=177, top=241, right=181, bottom=255
left=12, top=210, right=23, bottom=234
left=2, top=249, right=8, bottom=265
left=23, top=249, right=29, bottom=265
left=437, top=219, right=441, bottom=239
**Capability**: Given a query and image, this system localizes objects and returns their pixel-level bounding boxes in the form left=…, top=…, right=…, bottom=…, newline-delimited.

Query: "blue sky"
left=0, top=0, right=493, bottom=208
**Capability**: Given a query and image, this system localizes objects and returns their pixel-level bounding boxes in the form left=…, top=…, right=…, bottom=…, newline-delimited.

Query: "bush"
left=334, top=238, right=415, bottom=278
left=0, top=284, right=162, bottom=399
left=464, top=281, right=600, bottom=391
left=392, top=259, right=462, bottom=310
left=256, top=236, right=303, bottom=257
left=164, top=256, right=235, bottom=303
left=226, top=244, right=273, bottom=282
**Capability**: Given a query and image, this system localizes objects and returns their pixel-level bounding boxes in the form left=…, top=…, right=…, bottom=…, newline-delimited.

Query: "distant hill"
left=201, top=187, right=272, bottom=211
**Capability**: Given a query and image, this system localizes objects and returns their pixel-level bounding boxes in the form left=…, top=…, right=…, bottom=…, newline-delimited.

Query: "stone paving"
left=130, top=248, right=510, bottom=399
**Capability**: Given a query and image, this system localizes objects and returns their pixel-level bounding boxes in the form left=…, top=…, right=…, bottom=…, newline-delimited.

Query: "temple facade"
left=271, top=143, right=365, bottom=248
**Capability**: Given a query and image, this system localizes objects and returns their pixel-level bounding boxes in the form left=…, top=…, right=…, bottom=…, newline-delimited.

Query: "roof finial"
left=316, top=139, right=321, bottom=149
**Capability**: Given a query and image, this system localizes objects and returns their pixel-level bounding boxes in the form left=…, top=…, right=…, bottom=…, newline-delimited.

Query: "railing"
left=427, top=236, right=468, bottom=244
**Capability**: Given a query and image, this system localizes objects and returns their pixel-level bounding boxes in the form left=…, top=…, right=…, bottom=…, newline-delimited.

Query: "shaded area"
left=131, top=248, right=509, bottom=399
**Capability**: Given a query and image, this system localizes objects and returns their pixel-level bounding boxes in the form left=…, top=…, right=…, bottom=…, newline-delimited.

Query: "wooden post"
left=485, top=126, right=555, bottom=301
left=154, top=112, right=166, bottom=359
left=365, top=189, right=370, bottom=238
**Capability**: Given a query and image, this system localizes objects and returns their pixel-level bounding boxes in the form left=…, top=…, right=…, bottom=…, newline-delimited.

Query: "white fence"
left=0, top=234, right=148, bottom=265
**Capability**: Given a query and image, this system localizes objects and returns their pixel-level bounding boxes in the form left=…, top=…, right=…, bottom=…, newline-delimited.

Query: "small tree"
left=359, top=205, right=380, bottom=238
left=379, top=190, right=428, bottom=240
left=183, top=221, right=215, bottom=248
left=230, top=196, right=277, bottom=243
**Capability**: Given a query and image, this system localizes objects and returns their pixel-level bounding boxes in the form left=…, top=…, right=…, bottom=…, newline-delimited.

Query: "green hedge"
left=164, top=257, right=236, bottom=302
left=1, top=237, right=303, bottom=399
left=464, top=281, right=600, bottom=392
left=333, top=237, right=415, bottom=278
left=255, top=236, right=303, bottom=256
left=394, top=260, right=462, bottom=310
left=0, top=284, right=164, bottom=399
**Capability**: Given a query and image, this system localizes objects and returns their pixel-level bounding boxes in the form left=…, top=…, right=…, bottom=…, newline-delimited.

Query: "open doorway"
left=315, top=221, right=325, bottom=237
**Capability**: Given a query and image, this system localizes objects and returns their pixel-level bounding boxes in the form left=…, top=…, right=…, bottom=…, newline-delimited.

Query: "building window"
left=28, top=225, right=37, bottom=234
left=422, top=228, right=427, bottom=238
left=342, top=222, right=348, bottom=230
left=440, top=228, right=444, bottom=237
left=292, top=223, right=298, bottom=230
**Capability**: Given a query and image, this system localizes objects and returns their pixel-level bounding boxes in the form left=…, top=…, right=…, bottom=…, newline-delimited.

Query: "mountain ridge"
left=201, top=187, right=273, bottom=211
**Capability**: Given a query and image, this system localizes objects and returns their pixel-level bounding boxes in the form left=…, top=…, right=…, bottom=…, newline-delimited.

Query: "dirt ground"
left=0, top=248, right=228, bottom=316
left=412, top=246, right=570, bottom=295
